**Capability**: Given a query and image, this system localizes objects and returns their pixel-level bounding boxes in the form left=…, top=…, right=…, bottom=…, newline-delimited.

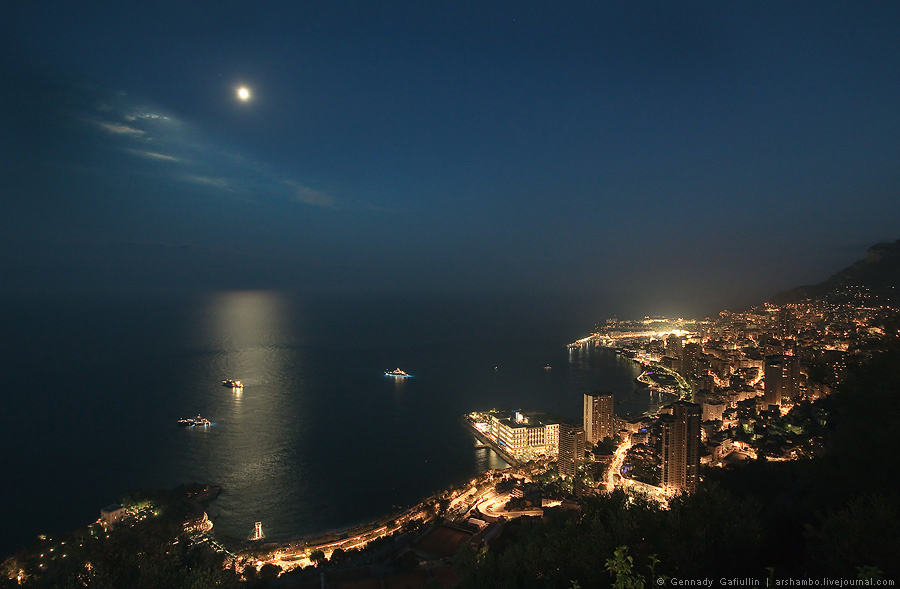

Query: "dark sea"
left=0, top=291, right=658, bottom=558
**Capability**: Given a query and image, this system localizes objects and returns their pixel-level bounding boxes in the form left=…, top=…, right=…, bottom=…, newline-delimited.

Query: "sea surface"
left=0, top=291, right=661, bottom=557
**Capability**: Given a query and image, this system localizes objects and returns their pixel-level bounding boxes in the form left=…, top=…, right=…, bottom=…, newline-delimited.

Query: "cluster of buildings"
left=467, top=390, right=702, bottom=496
left=468, top=291, right=897, bottom=497
left=599, top=295, right=893, bottom=489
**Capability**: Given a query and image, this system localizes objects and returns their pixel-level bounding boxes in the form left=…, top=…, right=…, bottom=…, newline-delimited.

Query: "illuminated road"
left=474, top=489, right=558, bottom=519
left=247, top=475, right=503, bottom=573
left=600, top=438, right=671, bottom=506
left=605, top=439, right=632, bottom=491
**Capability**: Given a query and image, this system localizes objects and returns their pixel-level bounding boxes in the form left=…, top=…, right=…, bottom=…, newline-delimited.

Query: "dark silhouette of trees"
left=329, top=547, right=348, bottom=564
left=11, top=516, right=240, bottom=589
left=593, top=436, right=617, bottom=456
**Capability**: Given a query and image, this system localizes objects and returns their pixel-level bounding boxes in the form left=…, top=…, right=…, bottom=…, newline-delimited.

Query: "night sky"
left=3, top=2, right=900, bottom=316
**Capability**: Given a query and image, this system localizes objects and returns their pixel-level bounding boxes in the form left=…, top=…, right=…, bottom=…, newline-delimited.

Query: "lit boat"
left=222, top=379, right=243, bottom=388
left=384, top=368, right=411, bottom=377
left=177, top=415, right=211, bottom=427
left=543, top=364, right=552, bottom=371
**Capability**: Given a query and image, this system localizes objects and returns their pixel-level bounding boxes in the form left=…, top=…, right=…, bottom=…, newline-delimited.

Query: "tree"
left=258, top=563, right=281, bottom=582
left=329, top=548, right=348, bottom=564
left=594, top=436, right=617, bottom=456
left=606, top=546, right=646, bottom=589
left=805, top=494, right=900, bottom=578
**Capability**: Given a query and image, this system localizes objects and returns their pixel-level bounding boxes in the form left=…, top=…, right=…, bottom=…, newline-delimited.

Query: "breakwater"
left=458, top=416, right=521, bottom=468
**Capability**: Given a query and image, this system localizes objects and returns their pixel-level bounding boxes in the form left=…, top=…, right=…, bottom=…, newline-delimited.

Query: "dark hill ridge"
left=771, top=239, right=900, bottom=305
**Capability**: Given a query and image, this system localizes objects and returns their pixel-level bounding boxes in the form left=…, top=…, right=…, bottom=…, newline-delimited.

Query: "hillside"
left=771, top=239, right=900, bottom=305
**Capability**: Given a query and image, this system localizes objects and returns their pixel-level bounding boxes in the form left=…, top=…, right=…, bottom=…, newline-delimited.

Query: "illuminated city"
left=6, top=249, right=900, bottom=586
left=4, top=1, right=900, bottom=586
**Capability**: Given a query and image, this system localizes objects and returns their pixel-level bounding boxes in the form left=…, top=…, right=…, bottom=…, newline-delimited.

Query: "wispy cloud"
left=97, top=121, right=145, bottom=136
left=288, top=182, right=337, bottom=208
left=88, top=104, right=186, bottom=166
left=183, top=174, right=238, bottom=192
left=87, top=94, right=344, bottom=209
left=123, top=110, right=170, bottom=122
left=124, top=148, right=181, bottom=163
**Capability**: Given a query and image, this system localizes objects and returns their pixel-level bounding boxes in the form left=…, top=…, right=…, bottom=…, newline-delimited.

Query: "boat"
left=384, top=368, right=411, bottom=377
left=222, top=379, right=243, bottom=388
left=543, top=364, right=552, bottom=371
left=177, top=415, right=211, bottom=427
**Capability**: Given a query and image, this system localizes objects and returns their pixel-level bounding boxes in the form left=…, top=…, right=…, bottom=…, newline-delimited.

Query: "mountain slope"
left=771, top=239, right=900, bottom=305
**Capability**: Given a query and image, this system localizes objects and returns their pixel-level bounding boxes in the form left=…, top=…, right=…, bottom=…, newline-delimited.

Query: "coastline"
left=457, top=415, right=521, bottom=468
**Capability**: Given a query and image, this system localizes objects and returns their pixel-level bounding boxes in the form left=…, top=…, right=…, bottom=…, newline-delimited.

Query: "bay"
left=0, top=291, right=651, bottom=557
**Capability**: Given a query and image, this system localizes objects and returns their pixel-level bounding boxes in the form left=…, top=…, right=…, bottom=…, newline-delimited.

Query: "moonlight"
left=237, top=87, right=250, bottom=101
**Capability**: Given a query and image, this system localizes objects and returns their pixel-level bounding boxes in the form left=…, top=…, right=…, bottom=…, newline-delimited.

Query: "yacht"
left=222, top=379, right=243, bottom=388
left=384, top=368, right=411, bottom=377
left=177, top=415, right=211, bottom=427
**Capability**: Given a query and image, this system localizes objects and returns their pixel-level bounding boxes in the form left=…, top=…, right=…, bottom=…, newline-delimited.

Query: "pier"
left=458, top=415, right=522, bottom=468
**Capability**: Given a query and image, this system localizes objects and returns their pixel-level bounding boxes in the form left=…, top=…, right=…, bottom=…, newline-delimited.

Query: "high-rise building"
left=682, top=342, right=701, bottom=376
left=778, top=307, right=795, bottom=339
left=666, top=334, right=684, bottom=370
left=665, top=334, right=684, bottom=356
left=583, top=392, right=614, bottom=446
left=660, top=401, right=701, bottom=493
left=764, top=354, right=798, bottom=406
left=558, top=422, right=585, bottom=479
left=764, top=355, right=784, bottom=407
left=786, top=354, right=801, bottom=401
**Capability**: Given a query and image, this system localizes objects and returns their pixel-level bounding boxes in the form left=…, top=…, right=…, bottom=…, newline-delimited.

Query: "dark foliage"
left=12, top=518, right=240, bottom=589
left=7, top=488, right=240, bottom=589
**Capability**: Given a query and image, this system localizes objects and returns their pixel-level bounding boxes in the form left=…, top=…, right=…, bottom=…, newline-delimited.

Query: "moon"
left=237, top=87, right=250, bottom=101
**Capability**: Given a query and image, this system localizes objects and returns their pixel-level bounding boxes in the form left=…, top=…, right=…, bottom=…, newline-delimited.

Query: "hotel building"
left=490, top=411, right=560, bottom=462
